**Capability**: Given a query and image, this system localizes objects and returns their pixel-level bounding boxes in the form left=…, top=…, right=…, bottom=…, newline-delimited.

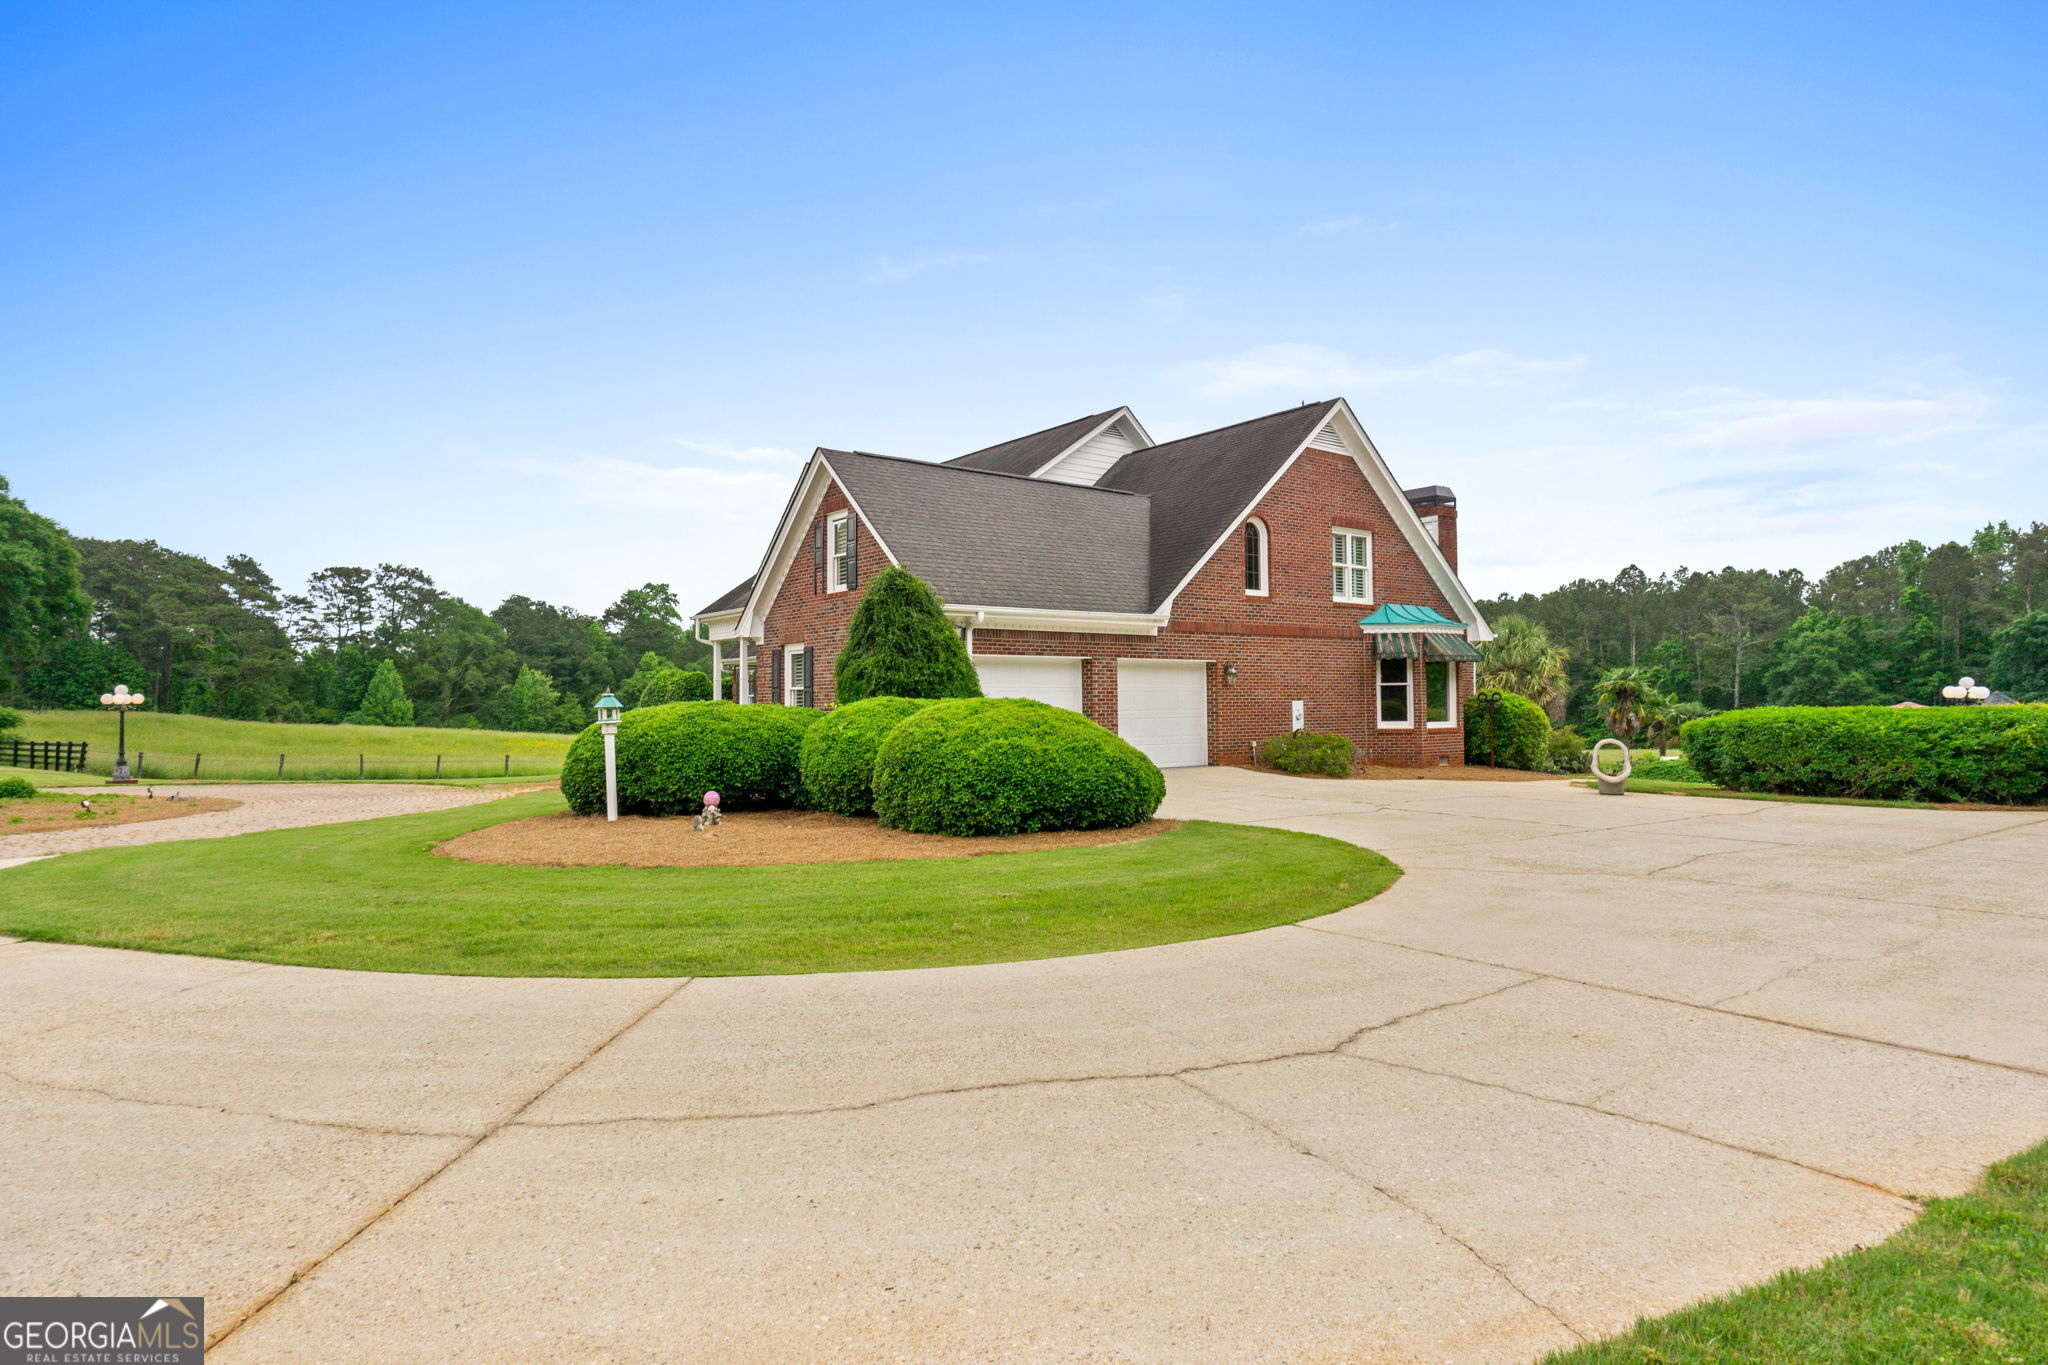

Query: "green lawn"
left=0, top=764, right=103, bottom=788
left=1547, top=1139, right=2048, bottom=1364
left=0, top=792, right=1396, bottom=976
left=8, top=710, right=574, bottom=781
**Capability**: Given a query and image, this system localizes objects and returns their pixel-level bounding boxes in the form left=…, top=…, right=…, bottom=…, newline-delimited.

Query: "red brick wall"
left=975, top=446, right=1472, bottom=766
left=745, top=445, right=1473, bottom=767
left=752, top=483, right=888, bottom=706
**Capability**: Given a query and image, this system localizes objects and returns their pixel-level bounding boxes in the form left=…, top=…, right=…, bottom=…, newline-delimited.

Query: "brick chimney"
left=1404, top=485, right=1457, bottom=573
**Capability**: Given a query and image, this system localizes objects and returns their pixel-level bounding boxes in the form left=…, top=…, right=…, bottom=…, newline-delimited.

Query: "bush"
left=1265, top=730, right=1353, bottom=776
left=799, top=696, right=936, bottom=816
left=834, top=565, right=982, bottom=704
left=638, top=667, right=711, bottom=706
left=1464, top=689, right=1551, bottom=771
left=0, top=706, right=20, bottom=736
left=0, top=775, right=38, bottom=800
left=873, top=698, right=1165, bottom=836
left=1682, top=706, right=2048, bottom=804
left=560, top=700, right=822, bottom=816
left=1547, top=726, right=1588, bottom=774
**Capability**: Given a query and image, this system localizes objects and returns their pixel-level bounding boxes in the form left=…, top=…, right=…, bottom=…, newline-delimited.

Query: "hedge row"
left=561, top=695, right=1166, bottom=835
left=1265, top=730, right=1353, bottom=776
left=1681, top=705, right=2048, bottom=804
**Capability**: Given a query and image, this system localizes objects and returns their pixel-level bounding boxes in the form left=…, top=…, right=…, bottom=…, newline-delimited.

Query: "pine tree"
left=346, top=658, right=415, bottom=726
left=834, top=565, right=983, bottom=704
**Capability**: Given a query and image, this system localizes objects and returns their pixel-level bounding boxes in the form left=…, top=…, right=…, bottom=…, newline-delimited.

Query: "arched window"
left=1243, top=518, right=1269, bottom=595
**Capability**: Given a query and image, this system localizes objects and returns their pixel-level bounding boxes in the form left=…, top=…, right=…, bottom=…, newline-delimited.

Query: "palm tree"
left=1594, top=666, right=1667, bottom=746
left=1643, top=699, right=1709, bottom=756
left=1477, top=615, right=1570, bottom=714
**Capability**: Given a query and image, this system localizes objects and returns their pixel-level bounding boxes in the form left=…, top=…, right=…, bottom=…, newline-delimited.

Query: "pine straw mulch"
left=436, top=809, right=1180, bottom=868
left=1, top=792, right=240, bottom=834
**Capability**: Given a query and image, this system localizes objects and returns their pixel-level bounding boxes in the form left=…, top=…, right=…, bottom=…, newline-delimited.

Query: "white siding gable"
left=1036, top=418, right=1140, bottom=485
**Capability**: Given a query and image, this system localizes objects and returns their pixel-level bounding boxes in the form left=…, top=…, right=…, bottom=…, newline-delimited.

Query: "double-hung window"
left=1424, top=660, right=1454, bottom=726
left=784, top=644, right=812, bottom=708
left=826, top=512, right=852, bottom=593
left=1332, top=529, right=1371, bottom=602
left=1378, top=656, right=1411, bottom=726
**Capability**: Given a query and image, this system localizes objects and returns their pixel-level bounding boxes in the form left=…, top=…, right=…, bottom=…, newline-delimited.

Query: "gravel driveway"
left=5, top=768, right=2048, bottom=1362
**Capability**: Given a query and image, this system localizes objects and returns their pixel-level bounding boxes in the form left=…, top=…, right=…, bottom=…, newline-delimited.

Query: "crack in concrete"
left=1173, top=1072, right=1590, bottom=1346
left=511, top=976, right=1544, bottom=1131
left=0, top=1065, right=474, bottom=1140
left=1293, top=921, right=2048, bottom=1082
left=1329, top=1051, right=1922, bottom=1203
left=202, top=977, right=696, bottom=1353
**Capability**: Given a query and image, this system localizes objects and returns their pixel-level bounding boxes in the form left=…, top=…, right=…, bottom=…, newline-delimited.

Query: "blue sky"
left=6, top=1, right=2043, bottom=615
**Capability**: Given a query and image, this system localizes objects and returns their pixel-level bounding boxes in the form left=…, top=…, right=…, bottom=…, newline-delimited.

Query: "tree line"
left=1481, top=521, right=2048, bottom=735
left=0, top=475, right=711, bottom=732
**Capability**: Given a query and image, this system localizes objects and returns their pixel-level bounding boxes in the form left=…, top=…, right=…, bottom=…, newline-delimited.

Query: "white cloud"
left=862, top=251, right=993, bottom=284
left=1178, top=344, right=1587, bottom=399
left=1658, top=393, right=1986, bottom=455
left=664, top=437, right=806, bottom=463
left=505, top=453, right=795, bottom=511
left=1299, top=215, right=1398, bottom=235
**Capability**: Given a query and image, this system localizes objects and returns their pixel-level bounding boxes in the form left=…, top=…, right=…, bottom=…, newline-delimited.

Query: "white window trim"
left=783, top=643, right=809, bottom=707
left=1423, top=659, right=1459, bottom=729
left=1377, top=655, right=1413, bottom=728
left=1332, top=527, right=1373, bottom=604
left=825, top=511, right=852, bottom=593
left=1243, top=517, right=1270, bottom=596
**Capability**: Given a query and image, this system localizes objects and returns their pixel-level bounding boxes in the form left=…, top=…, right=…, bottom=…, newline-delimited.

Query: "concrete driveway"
left=4, top=769, right=2048, bottom=1362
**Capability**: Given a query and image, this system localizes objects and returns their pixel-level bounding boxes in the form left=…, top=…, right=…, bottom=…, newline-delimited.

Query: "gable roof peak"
left=943, top=406, right=1149, bottom=478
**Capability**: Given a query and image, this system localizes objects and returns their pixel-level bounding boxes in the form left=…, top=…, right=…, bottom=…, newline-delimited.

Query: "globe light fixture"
left=99, top=684, right=147, bottom=784
left=1940, top=676, right=1991, bottom=704
left=593, top=692, right=624, bottom=822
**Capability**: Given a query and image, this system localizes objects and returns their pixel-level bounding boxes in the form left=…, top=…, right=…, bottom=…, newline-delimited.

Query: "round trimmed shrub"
left=560, top=700, right=822, bottom=816
left=0, top=775, right=38, bottom=800
left=872, top=698, right=1165, bottom=836
left=1464, top=689, right=1550, bottom=771
left=1265, top=730, right=1353, bottom=776
left=799, top=696, right=936, bottom=816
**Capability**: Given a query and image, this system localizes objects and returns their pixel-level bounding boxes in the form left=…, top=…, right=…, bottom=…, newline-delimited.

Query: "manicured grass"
left=1546, top=1139, right=2048, bottom=1364
left=10, top=710, right=573, bottom=780
left=0, top=793, right=1397, bottom=976
left=0, top=764, right=102, bottom=788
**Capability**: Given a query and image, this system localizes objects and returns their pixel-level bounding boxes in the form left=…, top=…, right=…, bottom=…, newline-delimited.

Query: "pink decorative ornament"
left=702, top=791, right=721, bottom=808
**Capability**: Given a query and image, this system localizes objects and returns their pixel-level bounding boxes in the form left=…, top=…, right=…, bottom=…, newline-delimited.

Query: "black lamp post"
left=100, top=684, right=146, bottom=783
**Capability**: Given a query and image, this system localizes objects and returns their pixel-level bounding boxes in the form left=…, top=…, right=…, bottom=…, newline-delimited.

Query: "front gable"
left=737, top=455, right=895, bottom=638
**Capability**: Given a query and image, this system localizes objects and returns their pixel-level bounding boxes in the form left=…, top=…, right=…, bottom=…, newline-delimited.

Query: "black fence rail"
left=121, top=751, right=561, bottom=782
left=2, top=739, right=89, bottom=772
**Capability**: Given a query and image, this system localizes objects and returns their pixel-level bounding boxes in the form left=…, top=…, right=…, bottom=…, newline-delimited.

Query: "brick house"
left=692, top=398, right=1489, bottom=768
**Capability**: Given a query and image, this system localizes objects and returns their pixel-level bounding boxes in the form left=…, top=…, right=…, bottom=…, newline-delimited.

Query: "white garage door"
left=1117, top=660, right=1209, bottom=768
left=973, top=655, right=1084, bottom=712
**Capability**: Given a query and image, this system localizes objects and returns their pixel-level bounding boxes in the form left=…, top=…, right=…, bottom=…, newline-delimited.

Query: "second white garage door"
left=972, top=655, right=1084, bottom=712
left=1117, top=659, right=1209, bottom=768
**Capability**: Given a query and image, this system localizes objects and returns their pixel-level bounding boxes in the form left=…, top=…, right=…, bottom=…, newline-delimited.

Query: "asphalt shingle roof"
left=824, top=449, right=1152, bottom=613
left=943, top=410, right=1121, bottom=477
left=1097, top=401, right=1342, bottom=609
left=698, top=574, right=756, bottom=615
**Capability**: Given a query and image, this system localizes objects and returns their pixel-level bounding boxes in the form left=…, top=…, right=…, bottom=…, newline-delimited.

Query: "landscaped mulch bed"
left=436, top=809, right=1178, bottom=868
left=1, top=792, right=239, bottom=834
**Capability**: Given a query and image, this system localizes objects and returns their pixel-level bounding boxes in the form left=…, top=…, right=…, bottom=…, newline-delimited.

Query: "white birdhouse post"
left=594, top=692, right=624, bottom=822
left=99, top=684, right=147, bottom=784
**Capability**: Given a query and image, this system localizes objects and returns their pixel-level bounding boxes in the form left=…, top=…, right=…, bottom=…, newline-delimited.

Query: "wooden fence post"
left=435, top=754, right=443, bottom=778
left=137, top=751, right=145, bottom=779
left=358, top=754, right=364, bottom=779
left=193, top=754, right=202, bottom=778
left=277, top=753, right=285, bottom=779
left=503, top=754, right=509, bottom=776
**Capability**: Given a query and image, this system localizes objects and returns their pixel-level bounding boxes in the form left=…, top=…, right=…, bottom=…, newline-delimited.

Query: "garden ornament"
left=693, top=790, right=723, bottom=833
left=1590, top=738, right=1631, bottom=796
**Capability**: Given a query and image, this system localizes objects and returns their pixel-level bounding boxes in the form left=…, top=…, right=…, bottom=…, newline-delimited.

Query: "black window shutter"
left=803, top=646, right=815, bottom=707
left=772, top=648, right=783, bottom=703
left=813, top=520, right=825, bottom=594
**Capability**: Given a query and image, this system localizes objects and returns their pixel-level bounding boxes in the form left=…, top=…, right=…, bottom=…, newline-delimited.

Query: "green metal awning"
left=1424, top=635, right=1482, bottom=662
left=1358, top=603, right=1466, bottom=630
left=1373, top=633, right=1425, bottom=660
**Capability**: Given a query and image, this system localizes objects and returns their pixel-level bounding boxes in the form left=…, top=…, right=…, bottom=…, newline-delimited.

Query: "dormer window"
left=1243, top=518, right=1269, bottom=595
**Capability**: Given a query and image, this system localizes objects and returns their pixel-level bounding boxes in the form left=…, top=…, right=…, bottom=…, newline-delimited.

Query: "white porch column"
left=738, top=640, right=753, bottom=704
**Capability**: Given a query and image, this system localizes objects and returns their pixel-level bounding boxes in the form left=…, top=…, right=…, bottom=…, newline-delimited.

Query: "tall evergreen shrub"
left=834, top=565, right=983, bottom=704
left=347, top=659, right=415, bottom=727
